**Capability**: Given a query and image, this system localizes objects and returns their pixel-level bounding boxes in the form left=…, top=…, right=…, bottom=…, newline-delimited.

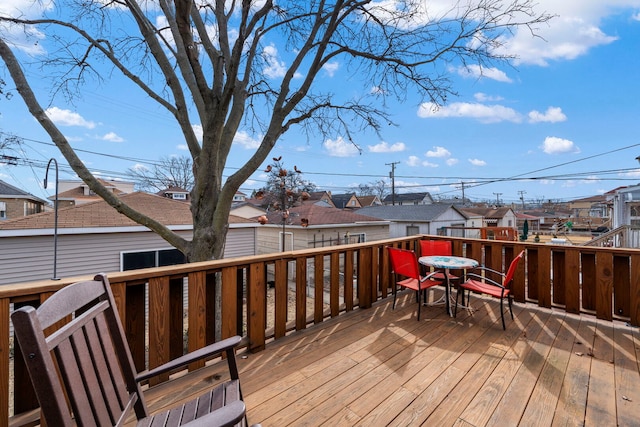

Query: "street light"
left=44, top=158, right=60, bottom=280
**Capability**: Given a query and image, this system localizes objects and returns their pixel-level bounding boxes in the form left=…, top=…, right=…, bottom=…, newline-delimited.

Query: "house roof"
left=459, top=207, right=513, bottom=219
left=331, top=193, right=358, bottom=208
left=259, top=203, right=385, bottom=226
left=357, top=195, right=380, bottom=207
left=356, top=204, right=463, bottom=221
left=54, top=178, right=129, bottom=202
left=0, top=192, right=253, bottom=230
left=0, top=179, right=47, bottom=203
left=382, top=192, right=432, bottom=204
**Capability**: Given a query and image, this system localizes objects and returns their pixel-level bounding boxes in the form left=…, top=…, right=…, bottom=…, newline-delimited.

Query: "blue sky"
left=2, top=1, right=640, bottom=206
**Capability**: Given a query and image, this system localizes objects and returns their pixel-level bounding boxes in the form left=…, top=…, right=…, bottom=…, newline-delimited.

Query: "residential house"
left=54, top=179, right=135, bottom=208
left=357, top=195, right=382, bottom=207
left=306, top=191, right=335, bottom=207
left=331, top=193, right=361, bottom=209
left=233, top=191, right=247, bottom=203
left=0, top=179, right=47, bottom=220
left=255, top=202, right=389, bottom=253
left=356, top=204, right=467, bottom=238
left=459, top=206, right=517, bottom=228
left=382, top=192, right=434, bottom=206
left=157, top=186, right=190, bottom=201
left=611, top=184, right=640, bottom=229
left=0, top=192, right=257, bottom=285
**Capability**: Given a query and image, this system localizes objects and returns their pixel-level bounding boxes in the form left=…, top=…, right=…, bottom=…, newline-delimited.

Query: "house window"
left=0, top=202, right=5, bottom=219
left=345, top=233, right=366, bottom=244
left=406, top=225, right=419, bottom=236
left=172, top=193, right=187, bottom=200
left=121, top=248, right=186, bottom=271
left=24, top=201, right=42, bottom=216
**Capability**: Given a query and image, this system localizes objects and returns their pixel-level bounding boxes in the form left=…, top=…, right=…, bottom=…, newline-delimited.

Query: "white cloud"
left=45, top=107, right=96, bottom=129
left=322, top=61, right=339, bottom=77
left=541, top=136, right=580, bottom=154
left=418, top=102, right=522, bottom=124
left=101, top=132, right=124, bottom=142
left=368, top=141, right=406, bottom=153
left=468, top=158, right=487, bottom=166
left=446, top=158, right=459, bottom=166
left=407, top=155, right=421, bottom=167
left=456, top=64, right=512, bottom=83
left=233, top=131, right=261, bottom=149
left=501, top=3, right=623, bottom=66
left=406, top=156, right=438, bottom=167
left=131, top=163, right=149, bottom=172
left=263, top=44, right=287, bottom=79
left=323, top=136, right=360, bottom=157
left=528, top=107, right=567, bottom=123
left=474, top=93, right=504, bottom=102
left=177, top=144, right=188, bottom=150
left=425, top=146, right=450, bottom=158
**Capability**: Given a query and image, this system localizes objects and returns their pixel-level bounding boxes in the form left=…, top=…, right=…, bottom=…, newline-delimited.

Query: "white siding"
left=0, top=228, right=255, bottom=286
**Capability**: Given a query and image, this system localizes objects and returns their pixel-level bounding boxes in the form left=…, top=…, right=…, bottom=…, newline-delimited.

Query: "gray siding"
left=0, top=228, right=255, bottom=286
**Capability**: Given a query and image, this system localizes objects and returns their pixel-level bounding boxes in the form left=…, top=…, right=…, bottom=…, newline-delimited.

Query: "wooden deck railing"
left=4, top=235, right=640, bottom=424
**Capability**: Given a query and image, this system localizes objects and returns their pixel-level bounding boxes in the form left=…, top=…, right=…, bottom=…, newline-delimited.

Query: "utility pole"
left=518, top=190, right=526, bottom=210
left=493, top=192, right=502, bottom=207
left=386, top=161, right=400, bottom=205
left=460, top=181, right=466, bottom=205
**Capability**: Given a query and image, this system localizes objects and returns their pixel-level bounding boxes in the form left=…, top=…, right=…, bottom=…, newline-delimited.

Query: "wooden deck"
left=142, top=289, right=640, bottom=426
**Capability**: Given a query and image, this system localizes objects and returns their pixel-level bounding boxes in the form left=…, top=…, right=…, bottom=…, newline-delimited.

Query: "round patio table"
left=419, top=255, right=479, bottom=317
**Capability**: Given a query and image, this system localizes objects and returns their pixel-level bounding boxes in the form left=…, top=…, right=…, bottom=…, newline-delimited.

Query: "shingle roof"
left=356, top=204, right=461, bottom=221
left=260, top=204, right=385, bottom=226
left=0, top=179, right=47, bottom=203
left=0, top=192, right=253, bottom=230
left=459, top=207, right=512, bottom=219
left=382, top=192, right=431, bottom=203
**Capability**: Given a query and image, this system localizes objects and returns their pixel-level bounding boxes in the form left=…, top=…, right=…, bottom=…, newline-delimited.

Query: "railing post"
left=1, top=298, right=10, bottom=423
left=274, top=259, right=288, bottom=338
left=358, top=247, right=373, bottom=309
left=631, top=253, right=640, bottom=326
left=188, top=271, right=208, bottom=371
left=295, top=258, right=308, bottom=330
left=148, top=276, right=171, bottom=384
left=595, top=252, right=613, bottom=321
left=564, top=248, right=581, bottom=313
left=248, top=263, right=266, bottom=352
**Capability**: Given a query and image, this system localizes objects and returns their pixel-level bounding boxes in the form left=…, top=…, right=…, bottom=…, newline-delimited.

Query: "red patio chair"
left=455, top=250, right=525, bottom=330
left=11, top=273, right=260, bottom=426
left=387, top=247, right=442, bottom=320
left=419, top=239, right=459, bottom=282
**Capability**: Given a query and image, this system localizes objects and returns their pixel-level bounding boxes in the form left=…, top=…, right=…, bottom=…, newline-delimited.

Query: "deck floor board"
left=142, top=290, right=640, bottom=426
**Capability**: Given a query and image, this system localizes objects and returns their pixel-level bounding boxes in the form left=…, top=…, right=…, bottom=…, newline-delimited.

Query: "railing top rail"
left=3, top=234, right=640, bottom=300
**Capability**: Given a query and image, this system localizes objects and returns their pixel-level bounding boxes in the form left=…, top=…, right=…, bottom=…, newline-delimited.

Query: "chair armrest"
left=470, top=265, right=505, bottom=278
left=182, top=400, right=247, bottom=427
left=136, top=335, right=242, bottom=383
left=420, top=271, right=443, bottom=282
left=465, top=273, right=505, bottom=289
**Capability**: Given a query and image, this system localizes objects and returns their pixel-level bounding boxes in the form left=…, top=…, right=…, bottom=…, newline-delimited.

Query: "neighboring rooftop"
left=0, top=192, right=253, bottom=231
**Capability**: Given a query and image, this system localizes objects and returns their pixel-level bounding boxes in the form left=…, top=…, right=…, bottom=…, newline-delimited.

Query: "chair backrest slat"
left=387, top=247, right=420, bottom=280
left=420, top=240, right=452, bottom=257
left=11, top=274, right=147, bottom=426
left=504, top=250, right=525, bottom=288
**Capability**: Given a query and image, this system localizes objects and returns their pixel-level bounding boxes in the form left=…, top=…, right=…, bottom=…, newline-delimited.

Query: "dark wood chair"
left=11, top=273, right=259, bottom=426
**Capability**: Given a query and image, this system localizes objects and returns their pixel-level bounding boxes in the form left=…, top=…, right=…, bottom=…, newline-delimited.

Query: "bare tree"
left=128, top=155, right=195, bottom=192
left=0, top=1, right=552, bottom=263
left=358, top=179, right=388, bottom=200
